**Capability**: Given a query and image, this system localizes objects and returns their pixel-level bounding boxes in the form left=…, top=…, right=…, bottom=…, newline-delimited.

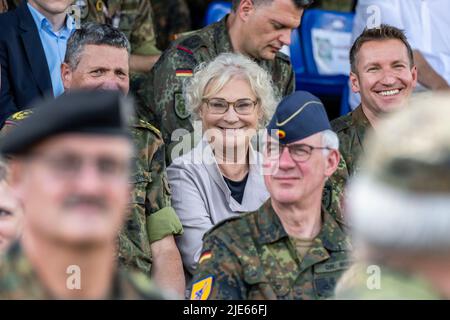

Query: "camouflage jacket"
left=322, top=105, right=371, bottom=223
left=330, top=105, right=371, bottom=176
left=334, top=263, right=442, bottom=300
left=71, top=0, right=160, bottom=56
left=136, top=15, right=295, bottom=147
left=0, top=110, right=183, bottom=276
left=190, top=201, right=352, bottom=300
left=151, top=0, right=191, bottom=51
left=0, top=242, right=165, bottom=299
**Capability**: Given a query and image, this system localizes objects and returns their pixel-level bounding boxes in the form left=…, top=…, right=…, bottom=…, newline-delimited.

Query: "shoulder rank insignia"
left=190, top=276, right=214, bottom=300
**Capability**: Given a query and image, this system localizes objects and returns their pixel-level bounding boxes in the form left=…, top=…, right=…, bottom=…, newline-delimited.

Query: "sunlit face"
left=0, top=182, right=23, bottom=253
left=200, top=77, right=260, bottom=159
left=28, top=0, right=74, bottom=16
left=62, top=44, right=130, bottom=95
left=11, top=134, right=132, bottom=247
left=263, top=133, right=339, bottom=205
left=239, top=0, right=303, bottom=60
left=351, top=39, right=417, bottom=116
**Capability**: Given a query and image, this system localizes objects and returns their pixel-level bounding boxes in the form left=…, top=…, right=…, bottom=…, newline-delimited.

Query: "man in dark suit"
left=0, top=0, right=75, bottom=126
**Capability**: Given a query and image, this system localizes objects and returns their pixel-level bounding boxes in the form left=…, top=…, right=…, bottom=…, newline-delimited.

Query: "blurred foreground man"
left=190, top=91, right=351, bottom=300
left=0, top=23, right=185, bottom=296
left=335, top=93, right=450, bottom=299
left=0, top=91, right=166, bottom=299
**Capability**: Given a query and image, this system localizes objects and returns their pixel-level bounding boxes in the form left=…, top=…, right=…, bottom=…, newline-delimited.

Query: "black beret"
left=266, top=91, right=331, bottom=144
left=0, top=90, right=133, bottom=155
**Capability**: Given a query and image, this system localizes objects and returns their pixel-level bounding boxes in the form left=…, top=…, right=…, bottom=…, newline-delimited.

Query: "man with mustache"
left=0, top=23, right=185, bottom=297
left=0, top=91, right=168, bottom=299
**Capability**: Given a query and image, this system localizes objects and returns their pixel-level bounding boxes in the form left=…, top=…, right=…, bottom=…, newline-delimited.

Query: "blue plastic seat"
left=203, top=1, right=232, bottom=26
left=295, top=9, right=354, bottom=97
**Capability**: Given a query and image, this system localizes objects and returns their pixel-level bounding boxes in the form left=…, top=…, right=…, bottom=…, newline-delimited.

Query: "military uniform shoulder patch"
left=198, top=250, right=212, bottom=265
left=190, top=275, right=214, bottom=300
left=174, top=92, right=190, bottom=120
left=175, top=69, right=193, bottom=77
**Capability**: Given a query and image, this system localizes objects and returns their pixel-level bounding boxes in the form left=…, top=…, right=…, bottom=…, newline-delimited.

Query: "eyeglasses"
left=203, top=98, right=258, bottom=115
left=267, top=143, right=331, bottom=162
left=27, top=152, right=130, bottom=181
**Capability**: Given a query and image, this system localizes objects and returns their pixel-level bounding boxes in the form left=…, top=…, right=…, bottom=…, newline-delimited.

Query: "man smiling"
left=323, top=25, right=418, bottom=223
left=332, top=24, right=417, bottom=176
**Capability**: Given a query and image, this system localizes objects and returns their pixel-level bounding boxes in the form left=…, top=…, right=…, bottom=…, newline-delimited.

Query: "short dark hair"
left=64, top=22, right=131, bottom=69
left=350, top=24, right=414, bottom=73
left=231, top=0, right=314, bottom=12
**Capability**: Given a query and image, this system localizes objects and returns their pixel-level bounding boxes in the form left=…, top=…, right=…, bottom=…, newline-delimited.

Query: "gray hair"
left=184, top=53, right=278, bottom=128
left=64, top=22, right=131, bottom=69
left=231, top=0, right=313, bottom=11
left=321, top=129, right=339, bottom=155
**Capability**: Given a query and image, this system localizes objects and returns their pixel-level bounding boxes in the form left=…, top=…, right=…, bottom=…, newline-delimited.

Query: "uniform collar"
left=351, top=104, right=371, bottom=152
left=256, top=201, right=351, bottom=252
left=213, top=15, right=235, bottom=54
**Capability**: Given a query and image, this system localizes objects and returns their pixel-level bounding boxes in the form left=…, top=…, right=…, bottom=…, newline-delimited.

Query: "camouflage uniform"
left=151, top=0, right=191, bottom=51
left=334, top=263, right=442, bottom=299
left=0, top=110, right=183, bottom=276
left=190, top=200, right=351, bottom=300
left=330, top=105, right=370, bottom=176
left=136, top=16, right=295, bottom=147
left=71, top=0, right=160, bottom=56
left=0, top=243, right=165, bottom=299
left=322, top=105, right=370, bottom=223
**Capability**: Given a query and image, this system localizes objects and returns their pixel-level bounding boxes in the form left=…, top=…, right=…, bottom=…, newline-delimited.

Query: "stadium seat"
left=203, top=1, right=232, bottom=26
left=296, top=9, right=354, bottom=97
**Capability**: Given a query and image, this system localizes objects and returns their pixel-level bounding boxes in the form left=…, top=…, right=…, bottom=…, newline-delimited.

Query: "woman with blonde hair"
left=167, top=53, right=278, bottom=276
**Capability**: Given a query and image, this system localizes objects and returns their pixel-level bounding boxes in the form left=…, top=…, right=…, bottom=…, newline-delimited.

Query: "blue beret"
left=0, top=90, right=133, bottom=155
left=267, top=91, right=331, bottom=144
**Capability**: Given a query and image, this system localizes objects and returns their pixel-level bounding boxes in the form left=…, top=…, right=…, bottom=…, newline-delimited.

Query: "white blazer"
left=167, top=137, right=270, bottom=275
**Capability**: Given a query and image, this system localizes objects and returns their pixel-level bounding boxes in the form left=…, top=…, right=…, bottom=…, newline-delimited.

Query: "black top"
left=223, top=173, right=249, bottom=204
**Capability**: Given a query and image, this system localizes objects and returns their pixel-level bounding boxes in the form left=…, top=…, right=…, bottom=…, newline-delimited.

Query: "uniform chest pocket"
left=313, top=259, right=352, bottom=299
left=243, top=262, right=292, bottom=299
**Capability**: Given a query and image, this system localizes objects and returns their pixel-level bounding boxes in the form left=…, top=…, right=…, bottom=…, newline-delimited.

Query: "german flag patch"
left=175, top=69, right=193, bottom=77
left=198, top=250, right=212, bottom=264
